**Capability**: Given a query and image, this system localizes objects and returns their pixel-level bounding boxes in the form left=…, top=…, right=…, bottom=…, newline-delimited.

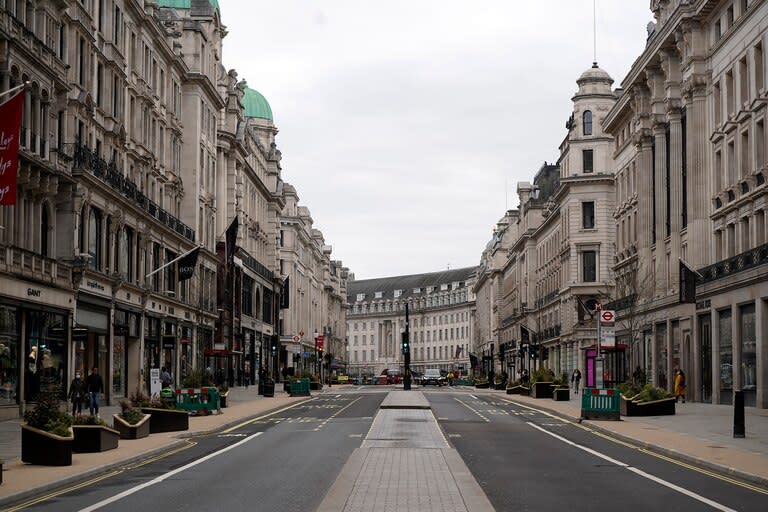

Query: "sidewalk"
left=0, top=385, right=305, bottom=506
left=483, top=386, right=768, bottom=486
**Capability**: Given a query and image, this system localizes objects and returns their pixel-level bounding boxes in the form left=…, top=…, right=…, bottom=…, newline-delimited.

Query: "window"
left=582, top=149, right=594, bottom=173
left=121, top=226, right=133, bottom=281
left=394, top=289, right=402, bottom=298
left=582, top=251, right=597, bottom=282
left=374, top=291, right=383, bottom=299
left=582, top=202, right=595, bottom=229
left=88, top=207, right=102, bottom=270
left=356, top=293, right=365, bottom=302
left=242, top=275, right=254, bottom=316
left=583, top=110, right=593, bottom=135
left=755, top=42, right=764, bottom=93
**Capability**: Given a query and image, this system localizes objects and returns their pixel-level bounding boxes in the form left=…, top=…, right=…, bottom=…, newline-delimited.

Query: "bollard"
left=733, top=390, right=745, bottom=438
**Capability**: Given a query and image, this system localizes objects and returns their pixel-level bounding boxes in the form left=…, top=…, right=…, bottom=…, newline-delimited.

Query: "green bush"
left=119, top=400, right=146, bottom=425
left=618, top=381, right=642, bottom=398
left=634, top=383, right=672, bottom=402
left=24, top=391, right=72, bottom=437
left=530, top=367, right=554, bottom=384
left=182, top=368, right=214, bottom=388
left=72, top=414, right=107, bottom=426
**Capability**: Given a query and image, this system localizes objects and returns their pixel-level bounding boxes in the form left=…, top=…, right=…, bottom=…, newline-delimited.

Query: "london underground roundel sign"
left=600, top=310, right=615, bottom=323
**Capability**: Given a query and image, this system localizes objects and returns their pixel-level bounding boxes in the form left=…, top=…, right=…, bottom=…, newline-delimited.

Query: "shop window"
left=740, top=303, right=756, bottom=406
left=25, top=311, right=67, bottom=401
left=718, top=309, right=733, bottom=404
left=0, top=306, right=19, bottom=405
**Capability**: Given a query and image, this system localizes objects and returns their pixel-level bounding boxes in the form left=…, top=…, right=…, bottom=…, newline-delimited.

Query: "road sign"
left=600, top=327, right=616, bottom=347
left=292, top=335, right=300, bottom=343
left=600, top=310, right=616, bottom=324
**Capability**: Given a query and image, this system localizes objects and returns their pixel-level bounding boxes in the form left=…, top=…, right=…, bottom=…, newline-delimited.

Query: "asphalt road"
left=426, top=388, right=768, bottom=512
left=8, top=386, right=768, bottom=512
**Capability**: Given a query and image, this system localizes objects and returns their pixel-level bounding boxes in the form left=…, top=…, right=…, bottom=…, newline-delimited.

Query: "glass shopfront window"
left=162, top=322, right=176, bottom=382
left=718, top=309, right=733, bottom=405
left=740, top=303, right=756, bottom=407
left=655, top=323, right=668, bottom=389
left=0, top=306, right=19, bottom=405
left=25, top=311, right=67, bottom=400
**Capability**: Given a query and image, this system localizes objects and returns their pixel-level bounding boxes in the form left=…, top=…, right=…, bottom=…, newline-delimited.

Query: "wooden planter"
left=21, top=424, right=73, bottom=466
left=309, top=381, right=322, bottom=391
left=73, top=425, right=120, bottom=453
left=220, top=392, right=229, bottom=408
left=506, top=385, right=529, bottom=395
left=552, top=387, right=570, bottom=401
left=620, top=395, right=676, bottom=416
left=531, top=381, right=554, bottom=399
left=494, top=382, right=507, bottom=390
left=474, top=381, right=490, bottom=389
left=113, top=413, right=151, bottom=439
left=140, top=407, right=189, bottom=433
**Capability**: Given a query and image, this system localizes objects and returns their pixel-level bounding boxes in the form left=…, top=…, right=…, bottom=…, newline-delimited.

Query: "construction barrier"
left=580, top=387, right=620, bottom=421
left=289, top=378, right=311, bottom=397
left=174, top=387, right=221, bottom=414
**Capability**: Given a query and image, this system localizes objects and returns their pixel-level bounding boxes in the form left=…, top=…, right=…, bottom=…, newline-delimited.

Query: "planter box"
left=73, top=425, right=120, bottom=453
left=21, top=424, right=73, bottom=466
left=531, top=381, right=554, bottom=399
left=309, top=381, right=323, bottom=391
left=140, top=407, right=189, bottom=433
left=220, top=392, right=229, bottom=408
left=113, top=413, right=151, bottom=439
left=474, top=381, right=490, bottom=389
left=506, top=385, right=529, bottom=395
left=552, top=387, right=570, bottom=401
left=620, top=395, right=676, bottom=416
left=494, top=382, right=507, bottom=390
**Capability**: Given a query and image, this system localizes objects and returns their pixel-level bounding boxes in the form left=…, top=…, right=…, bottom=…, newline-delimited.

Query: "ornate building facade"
left=346, top=268, right=475, bottom=377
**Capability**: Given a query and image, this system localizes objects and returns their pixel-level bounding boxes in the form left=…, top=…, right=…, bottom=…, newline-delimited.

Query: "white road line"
left=469, top=394, right=477, bottom=400
left=526, top=422, right=737, bottom=512
left=77, top=432, right=264, bottom=512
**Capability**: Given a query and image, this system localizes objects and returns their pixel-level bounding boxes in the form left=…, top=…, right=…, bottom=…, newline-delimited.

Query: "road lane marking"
left=454, top=398, right=490, bottom=422
left=220, top=398, right=314, bottom=433
left=469, top=394, right=477, bottom=400
left=526, top=422, right=737, bottom=512
left=315, top=396, right=362, bottom=430
left=77, top=432, right=264, bottom=512
left=501, top=397, right=768, bottom=495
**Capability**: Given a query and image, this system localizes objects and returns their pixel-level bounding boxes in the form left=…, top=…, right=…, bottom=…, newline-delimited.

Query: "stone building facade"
left=0, top=0, right=345, bottom=418
left=603, top=0, right=768, bottom=408
left=346, top=268, right=475, bottom=378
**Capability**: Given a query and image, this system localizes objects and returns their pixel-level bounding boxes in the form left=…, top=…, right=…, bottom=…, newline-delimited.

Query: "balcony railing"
left=71, top=144, right=195, bottom=243
left=535, top=291, right=559, bottom=309
left=0, top=245, right=72, bottom=289
left=238, top=248, right=274, bottom=282
left=698, top=243, right=768, bottom=285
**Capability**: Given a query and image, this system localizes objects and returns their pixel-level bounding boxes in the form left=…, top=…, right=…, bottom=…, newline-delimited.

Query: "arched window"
left=40, top=204, right=50, bottom=257
left=88, top=207, right=102, bottom=270
left=583, top=110, right=593, bottom=136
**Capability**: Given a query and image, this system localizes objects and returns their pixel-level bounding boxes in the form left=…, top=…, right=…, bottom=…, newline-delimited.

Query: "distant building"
left=346, top=268, right=476, bottom=377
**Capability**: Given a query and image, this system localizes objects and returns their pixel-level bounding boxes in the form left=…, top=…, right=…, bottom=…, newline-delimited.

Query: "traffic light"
left=530, top=345, right=539, bottom=360
left=401, top=332, right=410, bottom=354
left=541, top=347, right=549, bottom=361
left=270, top=335, right=278, bottom=354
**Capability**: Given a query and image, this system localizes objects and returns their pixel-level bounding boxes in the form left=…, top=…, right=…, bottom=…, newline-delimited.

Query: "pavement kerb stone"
left=0, top=394, right=308, bottom=509
left=488, top=390, right=768, bottom=489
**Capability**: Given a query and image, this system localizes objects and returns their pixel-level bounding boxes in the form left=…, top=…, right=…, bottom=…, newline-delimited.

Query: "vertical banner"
left=0, top=91, right=24, bottom=205
left=225, top=216, right=239, bottom=263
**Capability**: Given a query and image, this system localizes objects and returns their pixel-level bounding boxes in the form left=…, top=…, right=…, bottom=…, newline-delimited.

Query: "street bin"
left=263, top=379, right=275, bottom=398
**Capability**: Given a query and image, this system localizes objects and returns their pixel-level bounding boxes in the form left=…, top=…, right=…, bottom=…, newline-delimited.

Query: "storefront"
left=112, top=309, right=140, bottom=399
left=583, top=344, right=627, bottom=388
left=179, top=324, right=194, bottom=386
left=75, top=295, right=111, bottom=402
left=144, top=316, right=162, bottom=393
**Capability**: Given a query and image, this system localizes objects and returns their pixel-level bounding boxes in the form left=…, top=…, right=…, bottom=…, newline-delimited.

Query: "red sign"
left=600, top=310, right=615, bottom=323
left=0, top=91, right=24, bottom=205
left=315, top=335, right=324, bottom=351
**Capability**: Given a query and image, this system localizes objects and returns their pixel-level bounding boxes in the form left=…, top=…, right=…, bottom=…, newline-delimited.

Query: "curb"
left=497, top=392, right=768, bottom=489
left=0, top=396, right=303, bottom=509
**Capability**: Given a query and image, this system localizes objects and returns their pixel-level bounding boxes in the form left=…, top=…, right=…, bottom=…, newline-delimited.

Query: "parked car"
left=421, top=369, right=445, bottom=386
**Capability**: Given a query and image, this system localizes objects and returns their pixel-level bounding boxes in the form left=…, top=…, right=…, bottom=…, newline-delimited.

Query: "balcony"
left=0, top=245, right=73, bottom=290
left=238, top=248, right=275, bottom=283
left=535, top=291, right=559, bottom=309
left=71, top=144, right=195, bottom=243
left=698, top=243, right=768, bottom=285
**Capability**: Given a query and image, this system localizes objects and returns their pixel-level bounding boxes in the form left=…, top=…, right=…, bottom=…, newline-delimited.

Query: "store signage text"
left=27, top=287, right=41, bottom=297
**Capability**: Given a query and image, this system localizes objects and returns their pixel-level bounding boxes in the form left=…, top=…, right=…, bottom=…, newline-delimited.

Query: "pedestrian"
left=633, top=365, right=645, bottom=386
left=674, top=368, right=686, bottom=403
left=160, top=366, right=172, bottom=389
left=571, top=368, right=582, bottom=394
left=521, top=368, right=529, bottom=386
left=68, top=370, right=85, bottom=417
left=447, top=370, right=454, bottom=386
left=85, top=366, right=104, bottom=417
left=244, top=361, right=251, bottom=389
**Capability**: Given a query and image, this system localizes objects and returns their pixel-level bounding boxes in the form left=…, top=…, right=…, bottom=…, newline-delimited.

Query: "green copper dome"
left=243, top=87, right=273, bottom=121
left=157, top=0, right=220, bottom=12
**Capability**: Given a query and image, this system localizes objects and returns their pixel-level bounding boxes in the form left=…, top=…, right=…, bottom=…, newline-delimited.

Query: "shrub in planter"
left=506, top=380, right=530, bottom=395
left=182, top=368, right=214, bottom=388
left=22, top=391, right=73, bottom=466
left=474, top=379, right=490, bottom=389
left=620, top=383, right=675, bottom=416
left=72, top=415, right=120, bottom=452
left=133, top=391, right=189, bottom=433
left=113, top=400, right=151, bottom=439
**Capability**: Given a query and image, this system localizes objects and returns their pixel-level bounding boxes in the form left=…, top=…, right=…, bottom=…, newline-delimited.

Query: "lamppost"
left=314, top=330, right=319, bottom=377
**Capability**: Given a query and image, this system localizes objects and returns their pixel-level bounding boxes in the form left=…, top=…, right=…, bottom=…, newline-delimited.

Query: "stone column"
left=712, top=308, right=721, bottom=404
left=692, top=313, right=701, bottom=402
left=667, top=107, right=683, bottom=288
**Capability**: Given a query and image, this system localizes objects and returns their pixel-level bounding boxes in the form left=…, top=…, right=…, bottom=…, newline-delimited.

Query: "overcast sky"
left=221, top=1, right=653, bottom=280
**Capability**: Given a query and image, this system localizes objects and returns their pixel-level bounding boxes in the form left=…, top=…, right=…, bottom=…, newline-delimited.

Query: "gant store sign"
left=1, top=280, right=73, bottom=308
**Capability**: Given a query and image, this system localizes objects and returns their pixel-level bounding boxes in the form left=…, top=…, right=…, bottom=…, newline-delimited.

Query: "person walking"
left=571, top=368, right=582, bottom=394
left=85, top=366, right=104, bottom=417
left=160, top=366, right=172, bottom=389
left=674, top=368, right=686, bottom=403
left=68, top=370, right=85, bottom=417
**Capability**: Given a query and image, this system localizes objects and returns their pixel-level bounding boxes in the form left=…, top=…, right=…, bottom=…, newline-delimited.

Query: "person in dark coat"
left=68, top=370, right=86, bottom=417
left=85, top=366, right=104, bottom=416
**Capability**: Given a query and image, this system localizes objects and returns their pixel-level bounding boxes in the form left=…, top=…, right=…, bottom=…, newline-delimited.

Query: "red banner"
left=0, top=91, right=24, bottom=205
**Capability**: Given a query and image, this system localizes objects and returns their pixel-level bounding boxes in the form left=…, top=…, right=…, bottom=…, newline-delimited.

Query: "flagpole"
left=0, top=81, right=29, bottom=101
left=145, top=245, right=202, bottom=279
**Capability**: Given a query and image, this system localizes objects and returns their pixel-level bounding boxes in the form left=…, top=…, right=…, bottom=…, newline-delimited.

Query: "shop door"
left=699, top=315, right=712, bottom=403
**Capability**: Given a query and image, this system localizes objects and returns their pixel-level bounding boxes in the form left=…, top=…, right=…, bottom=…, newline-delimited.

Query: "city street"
left=5, top=387, right=767, bottom=512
